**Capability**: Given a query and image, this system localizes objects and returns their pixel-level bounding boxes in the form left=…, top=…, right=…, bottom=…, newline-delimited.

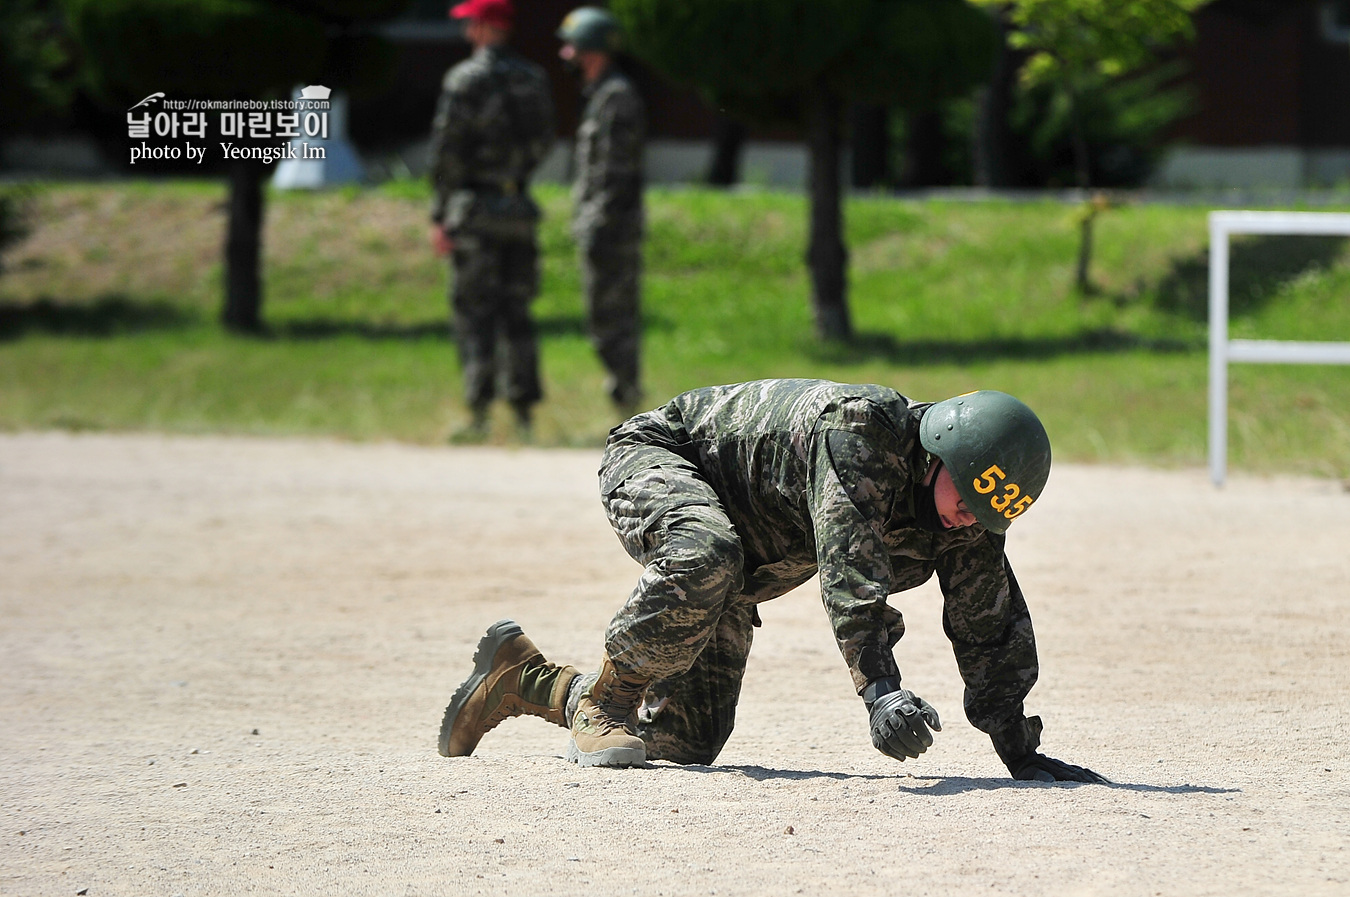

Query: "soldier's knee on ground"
left=642, top=736, right=720, bottom=766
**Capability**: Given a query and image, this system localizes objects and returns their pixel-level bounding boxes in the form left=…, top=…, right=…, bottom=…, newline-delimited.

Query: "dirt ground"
left=1, top=430, right=1347, bottom=897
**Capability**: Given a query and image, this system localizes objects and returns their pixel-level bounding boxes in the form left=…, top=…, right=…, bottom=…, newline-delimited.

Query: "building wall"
left=1174, top=1, right=1308, bottom=147
left=1154, top=0, right=1350, bottom=187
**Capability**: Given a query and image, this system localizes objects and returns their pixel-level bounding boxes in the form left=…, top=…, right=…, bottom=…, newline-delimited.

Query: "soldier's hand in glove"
left=991, top=716, right=1111, bottom=783
left=1010, top=753, right=1111, bottom=784
left=863, top=676, right=941, bottom=762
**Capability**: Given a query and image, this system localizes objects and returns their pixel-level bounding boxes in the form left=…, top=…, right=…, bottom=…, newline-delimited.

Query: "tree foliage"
left=612, top=0, right=996, bottom=122
left=984, top=0, right=1203, bottom=88
left=831, top=1, right=1001, bottom=109
left=1012, top=61, right=1196, bottom=187
left=62, top=0, right=406, bottom=104
left=972, top=0, right=1205, bottom=185
left=0, top=0, right=75, bottom=138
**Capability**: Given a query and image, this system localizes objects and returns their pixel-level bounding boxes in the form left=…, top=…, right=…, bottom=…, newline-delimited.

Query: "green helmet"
left=557, top=6, right=622, bottom=53
left=919, top=391, right=1051, bottom=535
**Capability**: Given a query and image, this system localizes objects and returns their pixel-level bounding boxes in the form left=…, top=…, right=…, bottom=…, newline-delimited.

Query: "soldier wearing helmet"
left=439, top=379, right=1108, bottom=784
left=557, top=6, right=646, bottom=413
left=428, top=0, right=555, bottom=438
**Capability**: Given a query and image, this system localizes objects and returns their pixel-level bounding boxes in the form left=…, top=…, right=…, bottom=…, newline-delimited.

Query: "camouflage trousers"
left=579, top=236, right=641, bottom=407
left=450, top=234, right=542, bottom=410
left=599, top=443, right=755, bottom=765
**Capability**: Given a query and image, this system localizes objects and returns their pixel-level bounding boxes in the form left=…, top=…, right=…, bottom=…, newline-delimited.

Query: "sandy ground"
left=1, top=430, right=1347, bottom=897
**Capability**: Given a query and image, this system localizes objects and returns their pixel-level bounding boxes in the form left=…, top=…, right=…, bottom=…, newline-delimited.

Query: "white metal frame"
left=1208, top=210, right=1350, bottom=485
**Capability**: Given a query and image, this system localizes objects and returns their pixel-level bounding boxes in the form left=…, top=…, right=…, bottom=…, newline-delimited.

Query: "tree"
left=971, top=5, right=1020, bottom=188
left=0, top=0, right=74, bottom=144
left=706, top=113, right=746, bottom=187
left=972, top=0, right=1205, bottom=291
left=62, top=0, right=406, bottom=332
left=612, top=0, right=996, bottom=341
left=849, top=104, right=890, bottom=190
left=1, top=0, right=73, bottom=276
left=1009, top=59, right=1196, bottom=188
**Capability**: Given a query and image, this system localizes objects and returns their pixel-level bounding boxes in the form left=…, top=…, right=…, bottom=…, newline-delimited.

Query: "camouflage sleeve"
left=936, top=533, right=1040, bottom=737
left=809, top=420, right=906, bottom=694
left=427, top=71, right=476, bottom=225
left=588, top=87, right=644, bottom=228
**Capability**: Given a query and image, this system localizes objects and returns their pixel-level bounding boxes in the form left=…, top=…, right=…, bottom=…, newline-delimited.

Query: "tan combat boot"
left=438, top=619, right=579, bottom=757
left=566, top=654, right=649, bottom=767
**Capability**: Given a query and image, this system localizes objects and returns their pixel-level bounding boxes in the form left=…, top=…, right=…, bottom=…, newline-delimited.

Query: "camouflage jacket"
left=428, top=45, right=555, bottom=227
left=602, top=379, right=1039, bottom=738
left=571, top=66, right=644, bottom=244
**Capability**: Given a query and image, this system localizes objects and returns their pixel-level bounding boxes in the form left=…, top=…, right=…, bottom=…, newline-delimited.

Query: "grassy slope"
left=1, top=180, right=1348, bottom=477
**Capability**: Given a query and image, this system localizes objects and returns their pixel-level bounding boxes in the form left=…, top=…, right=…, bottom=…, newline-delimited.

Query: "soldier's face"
left=559, top=44, right=607, bottom=82
left=933, top=465, right=977, bottom=530
left=464, top=19, right=507, bottom=47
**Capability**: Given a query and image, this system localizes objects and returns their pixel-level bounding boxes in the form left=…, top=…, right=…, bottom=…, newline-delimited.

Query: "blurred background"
left=2, top=0, right=1349, bottom=478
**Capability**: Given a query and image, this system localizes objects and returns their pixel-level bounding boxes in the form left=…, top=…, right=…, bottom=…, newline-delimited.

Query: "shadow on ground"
left=272, top=311, right=676, bottom=340
left=662, top=763, right=894, bottom=782
left=0, top=299, right=675, bottom=343
left=809, top=328, right=1195, bottom=366
left=894, top=775, right=1239, bottom=796
left=273, top=318, right=451, bottom=340
left=655, top=765, right=1239, bottom=796
left=1153, top=233, right=1347, bottom=320
left=0, top=295, right=195, bottom=339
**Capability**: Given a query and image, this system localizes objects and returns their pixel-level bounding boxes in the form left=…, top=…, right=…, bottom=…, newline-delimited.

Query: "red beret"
left=450, top=0, right=514, bottom=28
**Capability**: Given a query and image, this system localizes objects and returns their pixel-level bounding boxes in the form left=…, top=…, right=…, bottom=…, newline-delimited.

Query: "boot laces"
left=593, top=668, right=646, bottom=731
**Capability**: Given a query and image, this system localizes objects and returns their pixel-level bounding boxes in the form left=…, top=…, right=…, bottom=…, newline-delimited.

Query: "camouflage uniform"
left=429, top=44, right=555, bottom=414
left=597, top=379, right=1039, bottom=765
left=572, top=66, right=645, bottom=408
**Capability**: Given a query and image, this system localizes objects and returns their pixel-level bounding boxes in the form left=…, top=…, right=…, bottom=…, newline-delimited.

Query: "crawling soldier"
left=438, top=379, right=1108, bottom=783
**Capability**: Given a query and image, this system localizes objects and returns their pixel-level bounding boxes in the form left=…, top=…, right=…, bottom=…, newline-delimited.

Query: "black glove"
left=990, top=715, right=1110, bottom=784
left=1010, top=753, right=1112, bottom=784
left=864, top=676, right=941, bottom=762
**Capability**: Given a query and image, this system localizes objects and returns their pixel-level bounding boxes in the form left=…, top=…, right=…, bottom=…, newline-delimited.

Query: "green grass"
left=2, top=179, right=1349, bottom=477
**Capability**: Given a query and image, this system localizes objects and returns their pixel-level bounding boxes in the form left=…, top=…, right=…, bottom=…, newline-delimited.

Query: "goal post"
left=1208, top=211, right=1350, bottom=486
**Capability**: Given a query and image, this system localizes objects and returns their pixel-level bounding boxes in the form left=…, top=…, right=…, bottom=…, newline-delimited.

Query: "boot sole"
left=564, top=738, right=646, bottom=768
left=438, top=619, right=524, bottom=757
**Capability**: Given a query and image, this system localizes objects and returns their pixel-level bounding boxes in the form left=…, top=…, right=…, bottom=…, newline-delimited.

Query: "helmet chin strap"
left=912, top=460, right=947, bottom=534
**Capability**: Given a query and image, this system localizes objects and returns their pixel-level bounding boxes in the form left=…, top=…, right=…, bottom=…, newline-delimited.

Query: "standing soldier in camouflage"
left=428, top=0, right=555, bottom=438
left=557, top=7, right=646, bottom=413
left=439, top=379, right=1109, bottom=783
